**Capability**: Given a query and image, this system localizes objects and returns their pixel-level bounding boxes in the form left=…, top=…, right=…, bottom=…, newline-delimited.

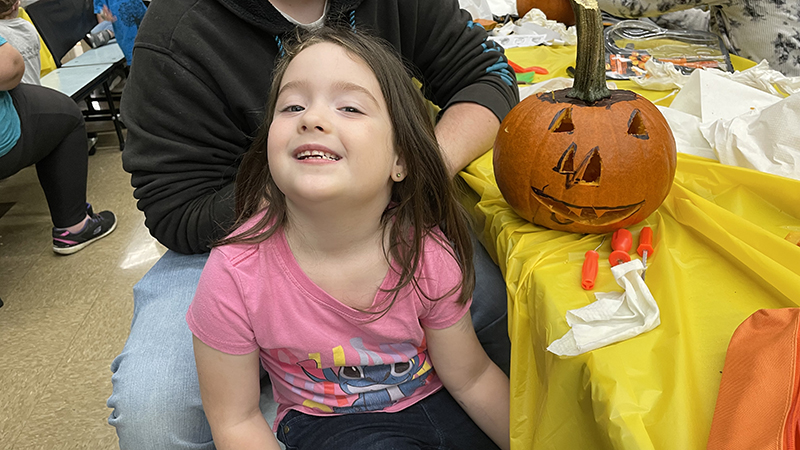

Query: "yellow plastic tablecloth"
left=460, top=45, right=800, bottom=450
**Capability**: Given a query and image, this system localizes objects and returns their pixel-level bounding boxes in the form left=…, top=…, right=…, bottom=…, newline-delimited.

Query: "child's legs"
left=277, top=389, right=500, bottom=450
left=7, top=84, right=88, bottom=228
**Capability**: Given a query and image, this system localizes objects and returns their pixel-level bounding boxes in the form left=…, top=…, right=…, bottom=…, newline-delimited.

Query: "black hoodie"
left=121, top=0, right=519, bottom=254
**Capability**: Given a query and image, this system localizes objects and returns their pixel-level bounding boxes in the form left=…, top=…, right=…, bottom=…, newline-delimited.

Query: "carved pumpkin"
left=517, top=0, right=575, bottom=27
left=494, top=0, right=676, bottom=234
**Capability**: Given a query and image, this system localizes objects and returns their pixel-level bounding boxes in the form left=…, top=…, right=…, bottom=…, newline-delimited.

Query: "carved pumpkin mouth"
left=531, top=186, right=644, bottom=226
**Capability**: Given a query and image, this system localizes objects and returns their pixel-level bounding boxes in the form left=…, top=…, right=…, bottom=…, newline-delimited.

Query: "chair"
left=24, top=0, right=97, bottom=68
left=26, top=0, right=127, bottom=151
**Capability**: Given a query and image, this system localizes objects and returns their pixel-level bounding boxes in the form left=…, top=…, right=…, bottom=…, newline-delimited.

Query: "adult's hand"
left=435, top=102, right=501, bottom=178
left=0, top=41, right=24, bottom=91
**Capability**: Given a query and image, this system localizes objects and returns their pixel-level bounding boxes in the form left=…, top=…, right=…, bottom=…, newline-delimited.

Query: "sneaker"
left=52, top=209, right=117, bottom=255
left=84, top=29, right=113, bottom=49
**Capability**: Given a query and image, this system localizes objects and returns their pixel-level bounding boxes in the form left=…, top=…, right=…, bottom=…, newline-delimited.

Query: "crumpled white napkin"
left=490, top=8, right=577, bottom=48
left=631, top=59, right=690, bottom=91
left=486, top=0, right=516, bottom=16
left=547, top=259, right=660, bottom=356
left=517, top=8, right=576, bottom=45
left=458, top=0, right=516, bottom=20
left=458, top=0, right=494, bottom=20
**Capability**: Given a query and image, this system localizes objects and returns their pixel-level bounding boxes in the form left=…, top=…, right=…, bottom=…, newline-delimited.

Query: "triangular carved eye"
left=574, top=146, right=602, bottom=186
left=553, top=144, right=601, bottom=188
left=627, top=110, right=649, bottom=139
left=553, top=143, right=577, bottom=174
left=556, top=145, right=602, bottom=189
left=549, top=107, right=574, bottom=133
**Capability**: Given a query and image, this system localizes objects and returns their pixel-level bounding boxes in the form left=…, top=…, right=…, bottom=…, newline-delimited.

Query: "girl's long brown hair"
left=218, top=27, right=475, bottom=313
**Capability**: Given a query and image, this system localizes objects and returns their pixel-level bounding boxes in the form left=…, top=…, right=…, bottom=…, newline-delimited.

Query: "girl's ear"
left=392, top=155, right=406, bottom=182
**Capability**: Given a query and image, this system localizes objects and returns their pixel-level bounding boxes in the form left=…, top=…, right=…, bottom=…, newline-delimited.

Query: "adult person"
left=112, top=0, right=518, bottom=448
left=597, top=0, right=800, bottom=76
left=0, top=35, right=117, bottom=255
left=0, top=0, right=40, bottom=84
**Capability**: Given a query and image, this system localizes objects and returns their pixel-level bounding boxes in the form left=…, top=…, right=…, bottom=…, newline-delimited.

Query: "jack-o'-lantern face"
left=493, top=89, right=677, bottom=234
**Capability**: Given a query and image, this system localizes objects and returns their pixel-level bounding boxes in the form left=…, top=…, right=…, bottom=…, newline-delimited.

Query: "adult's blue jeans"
left=277, top=388, right=500, bottom=449
left=108, top=235, right=509, bottom=449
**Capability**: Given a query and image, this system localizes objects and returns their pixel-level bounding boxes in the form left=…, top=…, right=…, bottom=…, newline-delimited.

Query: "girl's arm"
left=193, top=336, right=282, bottom=450
left=425, top=312, right=510, bottom=450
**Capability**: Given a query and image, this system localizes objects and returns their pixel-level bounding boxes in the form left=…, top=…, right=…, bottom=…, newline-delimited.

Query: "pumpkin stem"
left=567, top=0, right=611, bottom=103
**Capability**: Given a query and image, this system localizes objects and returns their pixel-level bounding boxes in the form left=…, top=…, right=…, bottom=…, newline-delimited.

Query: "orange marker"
left=637, top=227, right=654, bottom=280
left=609, top=229, right=632, bottom=267
left=581, top=236, right=606, bottom=290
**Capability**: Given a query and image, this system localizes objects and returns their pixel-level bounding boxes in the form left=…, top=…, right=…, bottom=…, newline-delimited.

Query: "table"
left=61, top=41, right=125, bottom=67
left=461, top=45, right=800, bottom=449
left=40, top=44, right=127, bottom=151
left=40, top=63, right=116, bottom=100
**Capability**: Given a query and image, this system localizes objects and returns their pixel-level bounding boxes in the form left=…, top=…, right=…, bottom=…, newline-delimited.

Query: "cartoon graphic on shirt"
left=299, top=346, right=431, bottom=413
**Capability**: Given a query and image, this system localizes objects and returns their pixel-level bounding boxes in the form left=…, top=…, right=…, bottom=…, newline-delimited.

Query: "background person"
left=91, top=0, right=146, bottom=64
left=0, top=0, right=40, bottom=84
left=0, top=37, right=117, bottom=255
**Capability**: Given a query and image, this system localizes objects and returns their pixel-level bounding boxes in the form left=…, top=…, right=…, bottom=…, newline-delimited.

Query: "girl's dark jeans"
left=277, top=388, right=501, bottom=450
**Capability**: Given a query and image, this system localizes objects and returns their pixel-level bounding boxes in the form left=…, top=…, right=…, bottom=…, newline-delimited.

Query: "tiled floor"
left=0, top=127, right=167, bottom=449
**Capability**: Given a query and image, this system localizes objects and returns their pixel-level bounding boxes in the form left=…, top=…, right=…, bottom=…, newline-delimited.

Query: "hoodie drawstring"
left=274, top=35, right=285, bottom=57
left=348, top=10, right=356, bottom=32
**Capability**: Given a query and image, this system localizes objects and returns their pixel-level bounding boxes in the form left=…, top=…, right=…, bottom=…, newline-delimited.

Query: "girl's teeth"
left=297, top=150, right=339, bottom=160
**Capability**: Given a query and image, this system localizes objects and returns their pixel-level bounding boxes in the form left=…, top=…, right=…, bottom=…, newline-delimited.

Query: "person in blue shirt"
left=0, top=35, right=117, bottom=254
left=92, top=0, right=146, bottom=65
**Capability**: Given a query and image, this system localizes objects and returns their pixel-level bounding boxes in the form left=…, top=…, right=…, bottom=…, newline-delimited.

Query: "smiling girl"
left=187, top=27, right=510, bottom=450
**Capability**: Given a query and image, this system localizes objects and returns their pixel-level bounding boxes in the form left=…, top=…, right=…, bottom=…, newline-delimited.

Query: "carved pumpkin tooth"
left=593, top=208, right=609, bottom=218
left=567, top=206, right=583, bottom=217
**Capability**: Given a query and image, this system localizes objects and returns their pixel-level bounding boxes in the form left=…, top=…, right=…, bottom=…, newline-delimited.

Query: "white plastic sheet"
left=700, top=94, right=800, bottom=181
left=658, top=69, right=800, bottom=181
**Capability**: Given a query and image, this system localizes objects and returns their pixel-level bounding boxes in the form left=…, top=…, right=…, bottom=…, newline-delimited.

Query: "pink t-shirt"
left=187, top=223, right=470, bottom=429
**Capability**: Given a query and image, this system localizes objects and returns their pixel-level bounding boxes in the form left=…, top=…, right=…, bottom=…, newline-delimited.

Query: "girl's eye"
left=281, top=105, right=304, bottom=112
left=340, top=106, right=362, bottom=114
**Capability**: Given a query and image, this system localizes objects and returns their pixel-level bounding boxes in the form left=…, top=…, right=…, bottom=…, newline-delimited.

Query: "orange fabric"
left=707, top=309, right=800, bottom=450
